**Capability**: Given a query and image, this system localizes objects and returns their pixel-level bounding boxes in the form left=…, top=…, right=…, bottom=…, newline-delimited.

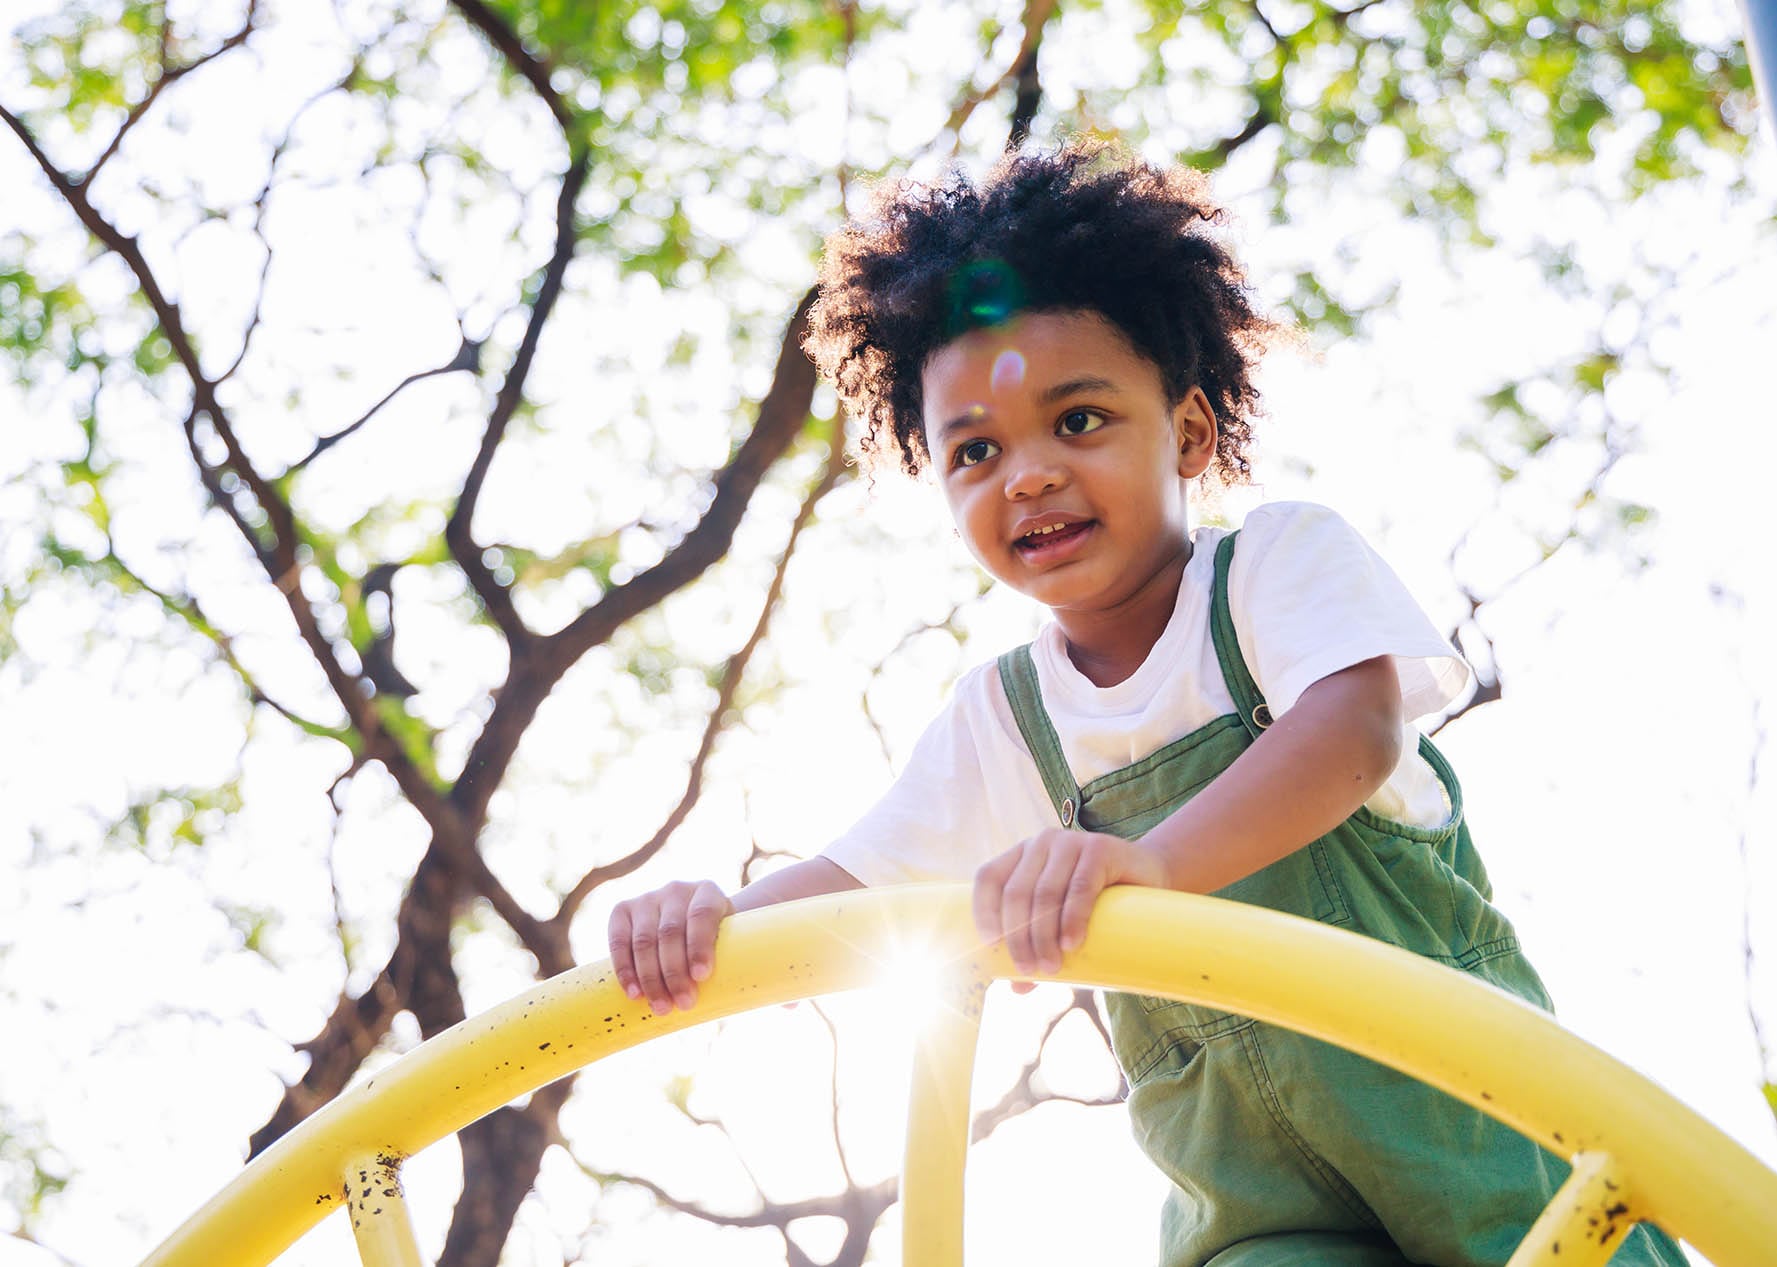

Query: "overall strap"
left=996, top=646, right=1084, bottom=828
left=1209, top=531, right=1275, bottom=741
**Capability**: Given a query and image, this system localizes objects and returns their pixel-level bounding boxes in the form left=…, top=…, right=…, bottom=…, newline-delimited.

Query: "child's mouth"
left=1014, top=520, right=1095, bottom=557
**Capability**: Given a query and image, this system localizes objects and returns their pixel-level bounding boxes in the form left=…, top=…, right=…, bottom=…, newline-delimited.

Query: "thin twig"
left=449, top=284, right=821, bottom=831
left=577, top=1158, right=896, bottom=1233
left=1740, top=700, right=1771, bottom=1086
left=7, top=1226, right=90, bottom=1267
left=448, top=0, right=575, bottom=134
left=809, top=1001, right=857, bottom=1188
left=859, top=596, right=975, bottom=766
left=221, top=67, right=358, bottom=383
left=553, top=420, right=848, bottom=925
left=970, top=988, right=1123, bottom=1144
left=83, top=0, right=259, bottom=181
left=938, top=0, right=1057, bottom=150
left=1, top=102, right=447, bottom=816
left=445, top=150, right=589, bottom=648
left=284, top=343, right=480, bottom=476
left=106, top=532, right=345, bottom=739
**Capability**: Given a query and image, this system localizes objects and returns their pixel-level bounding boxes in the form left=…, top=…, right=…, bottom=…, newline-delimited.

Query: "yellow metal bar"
left=1506, top=1151, right=1634, bottom=1267
left=1062, top=889, right=1776, bottom=1267
left=900, top=971, right=987, bottom=1267
left=344, top=1153, right=424, bottom=1267
left=138, top=885, right=1777, bottom=1267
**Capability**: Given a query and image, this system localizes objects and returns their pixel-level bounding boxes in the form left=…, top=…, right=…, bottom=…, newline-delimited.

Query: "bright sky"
left=1, top=1, right=1774, bottom=1266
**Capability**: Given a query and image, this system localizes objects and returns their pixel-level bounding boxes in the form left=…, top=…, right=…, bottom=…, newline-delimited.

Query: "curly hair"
left=804, top=143, right=1282, bottom=482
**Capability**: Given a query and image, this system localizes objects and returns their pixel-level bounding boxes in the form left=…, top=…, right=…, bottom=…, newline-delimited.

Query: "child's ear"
left=1173, top=387, right=1218, bottom=480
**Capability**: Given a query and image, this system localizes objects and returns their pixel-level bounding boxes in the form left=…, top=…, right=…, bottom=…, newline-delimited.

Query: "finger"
left=999, top=843, right=1050, bottom=975
left=973, top=849, right=1019, bottom=944
left=1059, top=838, right=1112, bottom=953
left=684, top=883, right=730, bottom=983
left=627, top=898, right=673, bottom=1015
left=607, top=904, right=641, bottom=999
left=1028, top=842, right=1081, bottom=974
left=653, top=890, right=697, bottom=1012
left=1009, top=979, right=1037, bottom=995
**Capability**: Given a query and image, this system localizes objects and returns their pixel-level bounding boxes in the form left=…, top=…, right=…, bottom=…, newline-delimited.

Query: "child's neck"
left=1054, top=547, right=1191, bottom=688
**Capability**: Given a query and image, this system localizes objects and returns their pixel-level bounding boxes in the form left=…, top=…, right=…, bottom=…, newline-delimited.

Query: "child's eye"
left=1058, top=409, right=1105, bottom=436
left=954, top=438, right=1000, bottom=468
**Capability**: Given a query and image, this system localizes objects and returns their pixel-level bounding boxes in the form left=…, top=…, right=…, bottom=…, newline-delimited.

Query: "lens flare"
left=990, top=348, right=1026, bottom=395
left=945, top=257, right=1026, bottom=335
left=874, top=944, right=951, bottom=1031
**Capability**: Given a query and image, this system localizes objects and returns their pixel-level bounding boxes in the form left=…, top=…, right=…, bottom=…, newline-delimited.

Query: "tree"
left=0, top=1, right=1766, bottom=1263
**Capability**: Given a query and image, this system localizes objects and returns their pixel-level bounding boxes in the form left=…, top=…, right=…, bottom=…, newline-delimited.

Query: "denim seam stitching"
left=1127, top=1015, right=1256, bottom=1083
left=1087, top=782, right=1216, bottom=832
left=1239, top=1026, right=1383, bottom=1230
left=1457, top=935, right=1523, bottom=970
left=1309, top=840, right=1354, bottom=926
left=1078, top=716, right=1248, bottom=799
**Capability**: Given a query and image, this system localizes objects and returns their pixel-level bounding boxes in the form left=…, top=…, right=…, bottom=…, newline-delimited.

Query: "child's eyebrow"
left=1037, top=374, right=1120, bottom=403
left=935, top=375, right=1124, bottom=441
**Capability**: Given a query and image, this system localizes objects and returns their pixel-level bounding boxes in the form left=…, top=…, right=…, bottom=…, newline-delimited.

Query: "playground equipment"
left=139, top=885, right=1777, bottom=1267
left=1746, top=0, right=1777, bottom=130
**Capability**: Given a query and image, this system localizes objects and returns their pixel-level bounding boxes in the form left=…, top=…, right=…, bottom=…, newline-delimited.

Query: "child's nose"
left=1003, top=450, right=1066, bottom=499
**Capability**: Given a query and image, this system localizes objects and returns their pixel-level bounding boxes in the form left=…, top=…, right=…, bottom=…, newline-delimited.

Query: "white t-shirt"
left=821, top=502, right=1471, bottom=888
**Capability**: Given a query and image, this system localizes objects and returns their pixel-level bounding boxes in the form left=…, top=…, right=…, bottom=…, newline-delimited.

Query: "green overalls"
left=996, top=532, right=1687, bottom=1267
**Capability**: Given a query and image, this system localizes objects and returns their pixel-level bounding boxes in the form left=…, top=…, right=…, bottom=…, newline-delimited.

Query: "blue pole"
left=1746, top=0, right=1777, bottom=134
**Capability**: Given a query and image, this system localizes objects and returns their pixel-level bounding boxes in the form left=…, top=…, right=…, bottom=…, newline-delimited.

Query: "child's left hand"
left=973, top=829, right=1168, bottom=978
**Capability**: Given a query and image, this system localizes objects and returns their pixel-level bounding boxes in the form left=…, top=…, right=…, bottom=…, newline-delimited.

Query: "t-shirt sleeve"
left=819, top=667, right=1004, bottom=887
left=1229, top=502, right=1470, bottom=722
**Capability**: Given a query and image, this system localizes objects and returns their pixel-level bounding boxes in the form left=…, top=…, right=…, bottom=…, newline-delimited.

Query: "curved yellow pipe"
left=139, top=885, right=1777, bottom=1267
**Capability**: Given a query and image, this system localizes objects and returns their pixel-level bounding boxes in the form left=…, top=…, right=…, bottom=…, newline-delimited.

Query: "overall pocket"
left=1105, top=839, right=1353, bottom=1088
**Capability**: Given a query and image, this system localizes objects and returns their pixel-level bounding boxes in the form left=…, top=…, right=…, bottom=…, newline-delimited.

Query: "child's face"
left=921, top=309, right=1216, bottom=623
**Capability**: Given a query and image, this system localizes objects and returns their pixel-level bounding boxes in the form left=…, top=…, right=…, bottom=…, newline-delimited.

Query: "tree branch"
left=1435, top=339, right=1644, bottom=734
left=107, top=541, right=345, bottom=740
left=970, top=989, right=1122, bottom=1144
left=5, top=1230, right=88, bottom=1267
left=553, top=415, right=845, bottom=925
left=587, top=1166, right=896, bottom=1235
left=250, top=846, right=464, bottom=1155
left=448, top=0, right=576, bottom=136
left=940, top=0, right=1058, bottom=148
left=444, top=151, right=589, bottom=650
left=1205, top=100, right=1278, bottom=166
left=1738, top=700, right=1771, bottom=1100
left=859, top=595, right=978, bottom=767
left=448, top=285, right=821, bottom=831
left=1248, top=0, right=1283, bottom=47
left=811, top=1002, right=857, bottom=1189
left=222, top=67, right=360, bottom=383
left=2, top=102, right=453, bottom=823
left=440, top=1080, right=575, bottom=1267
left=285, top=337, right=481, bottom=476
left=83, top=1, right=260, bottom=182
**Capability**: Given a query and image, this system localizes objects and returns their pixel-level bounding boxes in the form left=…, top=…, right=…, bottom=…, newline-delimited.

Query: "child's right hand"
left=607, top=880, right=734, bottom=1015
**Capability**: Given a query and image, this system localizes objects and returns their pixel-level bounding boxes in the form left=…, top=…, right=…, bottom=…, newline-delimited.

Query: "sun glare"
left=872, top=943, right=955, bottom=1031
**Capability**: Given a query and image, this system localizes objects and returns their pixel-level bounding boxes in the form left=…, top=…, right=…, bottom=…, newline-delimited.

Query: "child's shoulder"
left=1236, top=499, right=1353, bottom=540
left=1224, top=501, right=1376, bottom=570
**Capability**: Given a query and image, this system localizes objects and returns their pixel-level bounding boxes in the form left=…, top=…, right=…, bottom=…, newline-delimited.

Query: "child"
left=605, top=144, right=1686, bottom=1267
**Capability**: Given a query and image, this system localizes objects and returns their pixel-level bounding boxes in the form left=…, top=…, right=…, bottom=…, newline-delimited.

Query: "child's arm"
left=607, top=856, right=863, bottom=1015
left=974, top=655, right=1405, bottom=978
